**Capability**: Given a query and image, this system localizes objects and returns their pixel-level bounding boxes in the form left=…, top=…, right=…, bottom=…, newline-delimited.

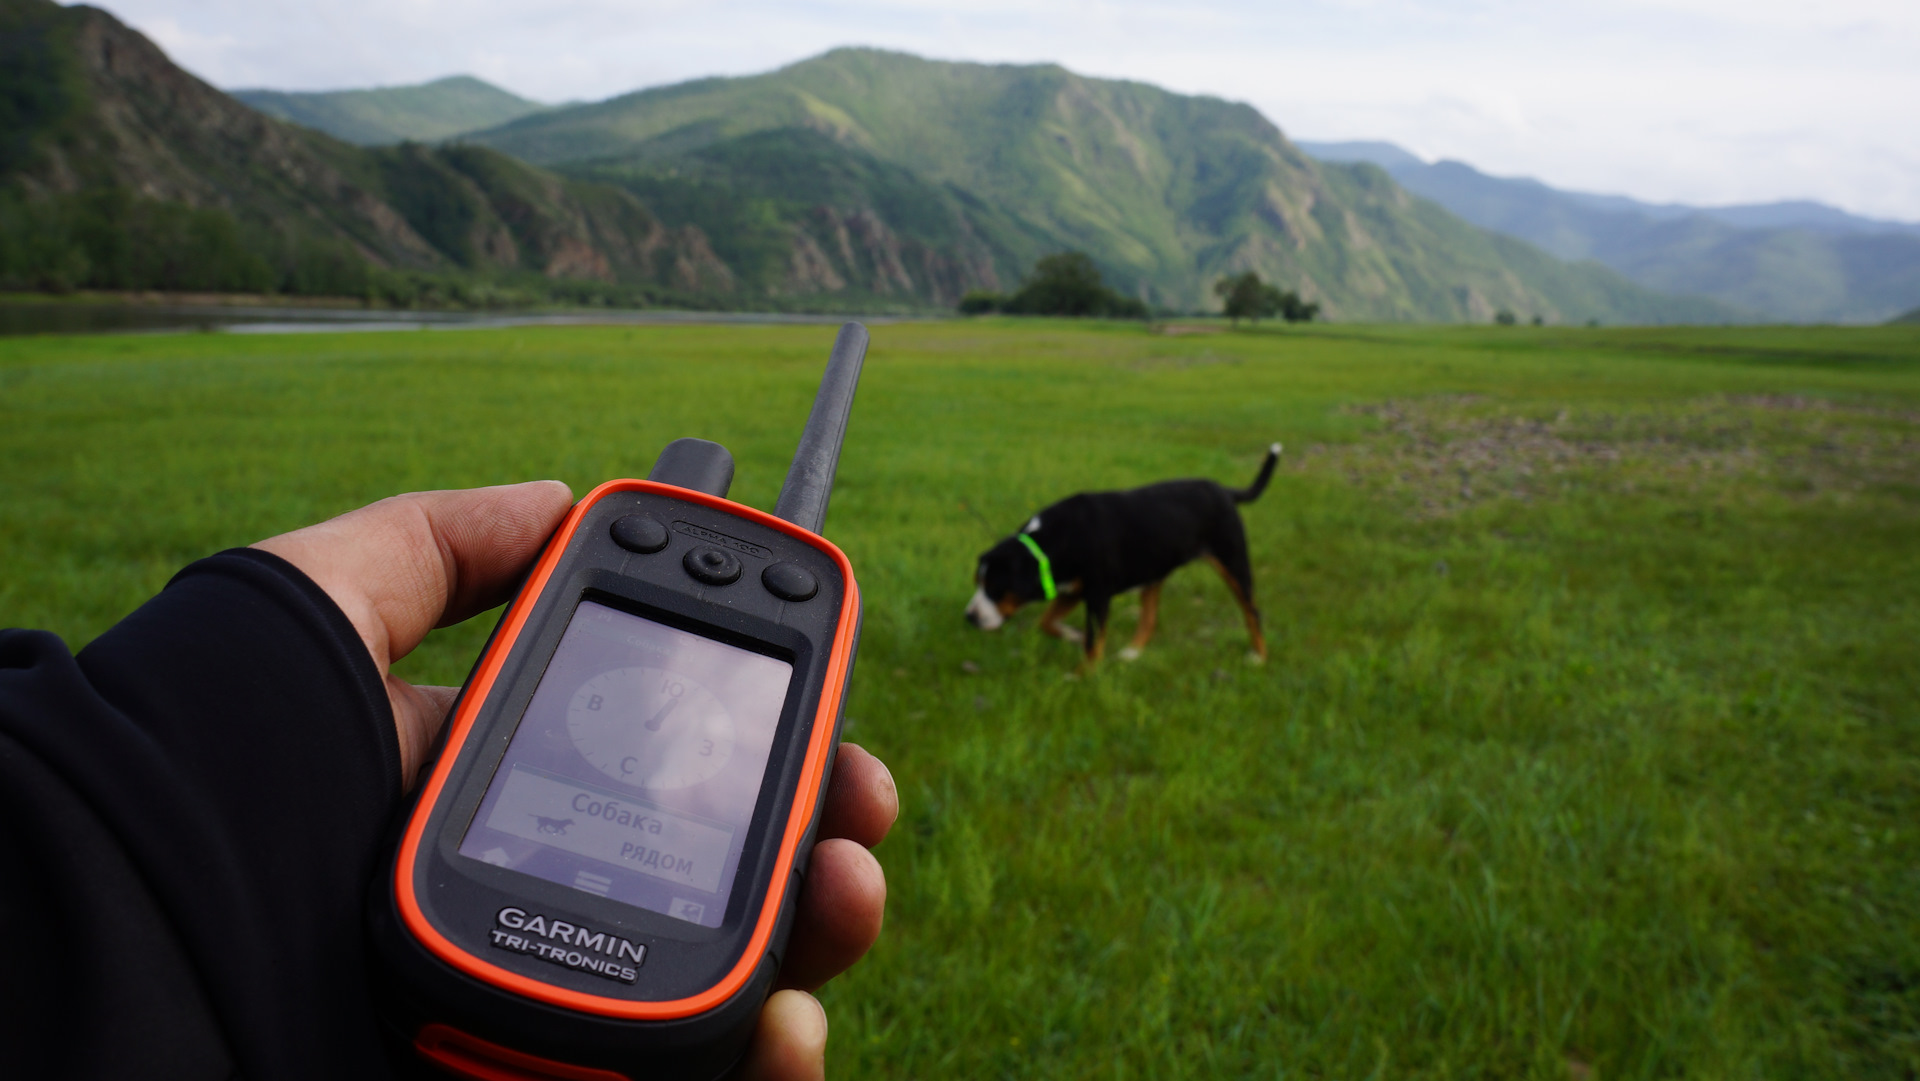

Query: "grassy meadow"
left=2, top=318, right=1916, bottom=1078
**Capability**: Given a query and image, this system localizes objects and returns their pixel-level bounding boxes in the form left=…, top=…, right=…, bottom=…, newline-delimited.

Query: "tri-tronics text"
left=489, top=906, right=645, bottom=983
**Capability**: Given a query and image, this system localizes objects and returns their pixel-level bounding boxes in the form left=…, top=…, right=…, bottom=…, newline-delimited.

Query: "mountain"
left=233, top=76, right=552, bottom=146
left=0, top=0, right=726, bottom=299
left=1298, top=141, right=1920, bottom=323
left=0, top=2, right=1730, bottom=322
left=462, top=48, right=1731, bottom=322
left=1302, top=141, right=1920, bottom=239
left=1300, top=141, right=1426, bottom=173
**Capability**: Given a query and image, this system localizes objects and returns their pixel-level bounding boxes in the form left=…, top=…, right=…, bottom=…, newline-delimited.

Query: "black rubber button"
left=610, top=514, right=669, bottom=553
left=762, top=562, right=818, bottom=602
left=684, top=545, right=742, bottom=585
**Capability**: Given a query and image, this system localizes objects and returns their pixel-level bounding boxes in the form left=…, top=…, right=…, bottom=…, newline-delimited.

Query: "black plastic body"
left=368, top=483, right=859, bottom=1081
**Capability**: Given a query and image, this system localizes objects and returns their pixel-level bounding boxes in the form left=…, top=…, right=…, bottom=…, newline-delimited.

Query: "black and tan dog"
left=964, top=444, right=1281, bottom=667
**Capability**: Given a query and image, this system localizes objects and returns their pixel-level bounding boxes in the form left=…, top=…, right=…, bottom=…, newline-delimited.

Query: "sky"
left=100, top=0, right=1920, bottom=222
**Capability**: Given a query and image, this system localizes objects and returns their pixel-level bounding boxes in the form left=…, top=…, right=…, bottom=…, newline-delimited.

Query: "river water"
left=0, top=302, right=900, bottom=337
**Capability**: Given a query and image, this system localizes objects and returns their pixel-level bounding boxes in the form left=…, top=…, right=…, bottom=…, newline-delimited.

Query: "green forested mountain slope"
left=564, top=127, right=1047, bottom=305
left=0, top=0, right=725, bottom=297
left=470, top=48, right=1734, bottom=322
left=233, top=76, right=552, bottom=146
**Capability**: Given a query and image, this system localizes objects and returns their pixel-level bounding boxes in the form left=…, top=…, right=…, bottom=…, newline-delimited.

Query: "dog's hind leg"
left=1038, top=595, right=1085, bottom=644
left=1118, top=580, right=1164, bottom=661
left=1203, top=553, right=1267, bottom=664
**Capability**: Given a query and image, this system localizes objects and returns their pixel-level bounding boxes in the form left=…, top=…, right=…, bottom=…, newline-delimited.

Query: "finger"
left=253, top=480, right=574, bottom=668
left=736, top=990, right=826, bottom=1081
left=777, top=839, right=885, bottom=992
left=388, top=683, right=459, bottom=789
left=406, top=684, right=460, bottom=723
left=816, top=743, right=898, bottom=847
left=422, top=481, right=578, bottom=631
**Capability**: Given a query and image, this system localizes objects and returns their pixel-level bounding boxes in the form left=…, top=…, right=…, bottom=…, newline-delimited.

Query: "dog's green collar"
left=1015, top=532, right=1056, bottom=601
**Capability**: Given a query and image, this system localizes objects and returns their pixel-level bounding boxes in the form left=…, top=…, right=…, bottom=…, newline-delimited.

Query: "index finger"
left=816, top=743, right=897, bottom=847
left=253, top=480, right=575, bottom=668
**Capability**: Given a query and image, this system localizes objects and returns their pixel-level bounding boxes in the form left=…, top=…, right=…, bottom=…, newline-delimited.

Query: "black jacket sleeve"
left=0, top=548, right=404, bottom=1080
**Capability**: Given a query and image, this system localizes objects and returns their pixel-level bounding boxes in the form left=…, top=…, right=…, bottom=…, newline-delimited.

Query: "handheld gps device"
left=369, top=324, right=870, bottom=1081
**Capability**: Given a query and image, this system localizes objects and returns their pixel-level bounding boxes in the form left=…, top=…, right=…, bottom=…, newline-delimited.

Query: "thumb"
left=737, top=990, right=827, bottom=1081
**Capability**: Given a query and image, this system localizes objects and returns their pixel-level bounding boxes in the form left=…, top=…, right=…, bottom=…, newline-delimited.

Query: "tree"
left=1005, top=252, right=1110, bottom=316
left=957, top=289, right=1004, bottom=314
left=1278, top=290, right=1321, bottom=324
left=994, top=251, right=1147, bottom=319
left=1494, top=309, right=1517, bottom=326
left=1215, top=272, right=1276, bottom=326
left=1214, top=272, right=1319, bottom=326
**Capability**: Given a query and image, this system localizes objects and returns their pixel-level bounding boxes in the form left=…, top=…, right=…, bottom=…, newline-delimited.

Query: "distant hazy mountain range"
left=0, top=0, right=1732, bottom=321
left=233, top=76, right=552, bottom=146
left=1299, top=141, right=1920, bottom=324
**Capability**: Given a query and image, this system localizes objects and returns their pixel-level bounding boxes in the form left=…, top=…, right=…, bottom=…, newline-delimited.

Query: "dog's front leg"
left=1118, top=580, right=1165, bottom=661
left=1037, top=595, right=1084, bottom=643
left=1077, top=594, right=1112, bottom=673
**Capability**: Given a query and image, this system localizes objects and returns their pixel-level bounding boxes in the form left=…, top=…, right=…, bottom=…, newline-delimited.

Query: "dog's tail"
left=1229, top=442, right=1283, bottom=504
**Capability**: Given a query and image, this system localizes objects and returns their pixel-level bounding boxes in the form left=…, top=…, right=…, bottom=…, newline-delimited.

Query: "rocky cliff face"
left=783, top=206, right=1002, bottom=304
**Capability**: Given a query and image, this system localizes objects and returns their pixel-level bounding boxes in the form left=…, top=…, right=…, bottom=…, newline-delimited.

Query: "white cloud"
left=88, top=0, right=1920, bottom=220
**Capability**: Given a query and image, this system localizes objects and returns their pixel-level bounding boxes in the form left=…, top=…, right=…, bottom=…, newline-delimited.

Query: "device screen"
left=459, top=600, right=793, bottom=928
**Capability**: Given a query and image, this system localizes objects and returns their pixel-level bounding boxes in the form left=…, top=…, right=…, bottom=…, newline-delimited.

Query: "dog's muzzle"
left=964, top=587, right=1004, bottom=631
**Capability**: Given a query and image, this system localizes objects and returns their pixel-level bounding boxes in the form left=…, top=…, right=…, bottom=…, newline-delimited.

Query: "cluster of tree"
left=359, top=271, right=695, bottom=311
left=958, top=252, right=1149, bottom=318
left=1493, top=310, right=1546, bottom=326
left=0, top=187, right=706, bottom=310
left=1213, top=272, right=1319, bottom=326
left=0, top=188, right=371, bottom=296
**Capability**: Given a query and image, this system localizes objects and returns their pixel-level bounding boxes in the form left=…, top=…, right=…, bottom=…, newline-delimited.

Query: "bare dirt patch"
left=1128, top=349, right=1243, bottom=371
left=1298, top=395, right=1920, bottom=518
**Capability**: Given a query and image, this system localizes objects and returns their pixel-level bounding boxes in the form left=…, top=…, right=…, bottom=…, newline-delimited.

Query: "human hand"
left=253, top=482, right=895, bottom=1081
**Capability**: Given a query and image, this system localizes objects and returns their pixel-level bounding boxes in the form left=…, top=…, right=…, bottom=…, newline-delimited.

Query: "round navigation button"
left=684, top=545, right=742, bottom=585
left=610, top=514, right=669, bottom=553
left=761, top=562, right=818, bottom=602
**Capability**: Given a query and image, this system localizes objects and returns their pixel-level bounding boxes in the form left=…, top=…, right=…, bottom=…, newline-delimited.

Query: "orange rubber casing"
left=389, top=478, right=859, bottom=1022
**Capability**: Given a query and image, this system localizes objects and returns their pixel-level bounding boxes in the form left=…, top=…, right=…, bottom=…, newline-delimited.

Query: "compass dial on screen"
left=567, top=666, right=736, bottom=791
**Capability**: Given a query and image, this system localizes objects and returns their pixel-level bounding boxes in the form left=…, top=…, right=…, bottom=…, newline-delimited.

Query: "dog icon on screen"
left=532, top=815, right=575, bottom=836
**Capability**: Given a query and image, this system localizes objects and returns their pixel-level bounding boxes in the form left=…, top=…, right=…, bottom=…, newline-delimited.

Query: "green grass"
left=2, top=319, right=1916, bottom=1078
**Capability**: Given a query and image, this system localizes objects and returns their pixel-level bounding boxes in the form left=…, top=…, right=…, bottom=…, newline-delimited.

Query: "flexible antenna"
left=774, top=322, right=869, bottom=535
